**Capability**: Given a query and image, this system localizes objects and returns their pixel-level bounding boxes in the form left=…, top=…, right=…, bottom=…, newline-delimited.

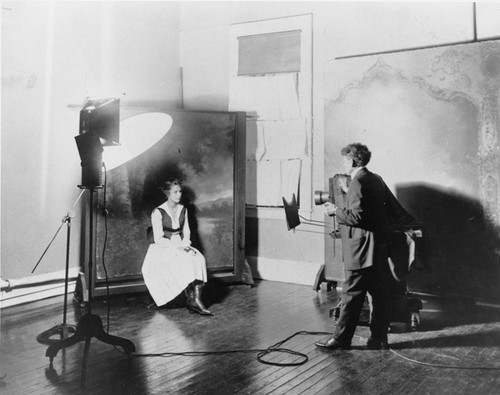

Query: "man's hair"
left=341, top=143, right=372, bottom=167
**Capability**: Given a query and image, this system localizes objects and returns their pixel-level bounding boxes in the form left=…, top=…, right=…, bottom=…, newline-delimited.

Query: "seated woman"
left=141, top=179, right=212, bottom=315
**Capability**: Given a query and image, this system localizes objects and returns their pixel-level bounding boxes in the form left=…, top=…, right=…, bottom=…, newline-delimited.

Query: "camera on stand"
left=314, top=190, right=331, bottom=205
left=314, top=174, right=350, bottom=205
left=314, top=174, right=351, bottom=240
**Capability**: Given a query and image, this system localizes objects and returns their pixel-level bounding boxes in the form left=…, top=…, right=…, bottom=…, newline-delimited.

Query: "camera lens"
left=314, top=190, right=330, bottom=205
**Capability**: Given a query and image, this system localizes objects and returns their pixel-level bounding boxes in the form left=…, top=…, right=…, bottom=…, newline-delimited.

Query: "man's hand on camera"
left=338, top=176, right=349, bottom=193
left=324, top=202, right=338, bottom=216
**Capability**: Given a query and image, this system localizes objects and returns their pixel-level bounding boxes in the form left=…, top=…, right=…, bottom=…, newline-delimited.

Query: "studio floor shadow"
left=1, top=280, right=499, bottom=394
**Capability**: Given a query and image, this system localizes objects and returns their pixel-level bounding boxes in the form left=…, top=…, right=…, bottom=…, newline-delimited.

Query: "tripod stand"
left=33, top=190, right=88, bottom=345
left=36, top=212, right=78, bottom=345
left=44, top=187, right=135, bottom=382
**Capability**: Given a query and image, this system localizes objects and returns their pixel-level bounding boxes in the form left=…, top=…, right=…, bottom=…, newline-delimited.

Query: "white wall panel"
left=322, top=2, right=474, bottom=59
left=476, top=2, right=500, bottom=40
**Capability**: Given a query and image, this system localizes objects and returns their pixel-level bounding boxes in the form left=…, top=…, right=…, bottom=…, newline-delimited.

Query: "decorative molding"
left=430, top=48, right=472, bottom=76
left=328, top=42, right=500, bottom=226
left=479, top=95, right=498, bottom=155
left=482, top=175, right=499, bottom=224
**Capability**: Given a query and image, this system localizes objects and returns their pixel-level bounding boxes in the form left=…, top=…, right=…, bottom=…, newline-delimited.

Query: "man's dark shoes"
left=366, top=337, right=389, bottom=350
left=315, top=337, right=351, bottom=350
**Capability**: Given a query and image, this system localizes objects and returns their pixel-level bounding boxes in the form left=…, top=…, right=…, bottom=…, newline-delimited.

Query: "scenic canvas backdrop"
left=95, top=110, right=242, bottom=283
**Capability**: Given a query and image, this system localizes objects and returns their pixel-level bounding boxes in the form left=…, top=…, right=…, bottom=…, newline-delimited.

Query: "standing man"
left=316, top=143, right=392, bottom=350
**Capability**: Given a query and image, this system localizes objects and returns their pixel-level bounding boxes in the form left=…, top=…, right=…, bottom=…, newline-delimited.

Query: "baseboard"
left=246, top=256, right=322, bottom=286
left=0, top=268, right=79, bottom=309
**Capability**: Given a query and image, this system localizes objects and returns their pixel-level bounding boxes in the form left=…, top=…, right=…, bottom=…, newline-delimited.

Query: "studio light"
left=75, top=97, right=120, bottom=188
left=74, top=133, right=104, bottom=187
left=79, top=97, right=120, bottom=146
left=102, top=112, right=173, bottom=171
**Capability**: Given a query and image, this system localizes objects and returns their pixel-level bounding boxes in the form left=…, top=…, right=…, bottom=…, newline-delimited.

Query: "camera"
left=314, top=190, right=331, bottom=205
left=314, top=174, right=350, bottom=205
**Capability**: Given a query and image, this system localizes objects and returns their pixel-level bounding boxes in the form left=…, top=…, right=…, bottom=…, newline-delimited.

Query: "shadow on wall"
left=397, top=183, right=500, bottom=303
left=182, top=185, right=204, bottom=256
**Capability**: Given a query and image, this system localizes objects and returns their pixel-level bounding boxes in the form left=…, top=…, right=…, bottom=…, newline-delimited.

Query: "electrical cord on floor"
left=257, top=331, right=332, bottom=366
left=105, top=304, right=500, bottom=371
left=388, top=348, right=500, bottom=370
left=109, top=331, right=500, bottom=370
left=113, top=331, right=333, bottom=367
left=389, top=348, right=500, bottom=370
left=352, top=335, right=500, bottom=370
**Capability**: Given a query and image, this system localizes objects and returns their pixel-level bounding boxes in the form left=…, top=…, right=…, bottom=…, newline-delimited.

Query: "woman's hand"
left=179, top=246, right=196, bottom=255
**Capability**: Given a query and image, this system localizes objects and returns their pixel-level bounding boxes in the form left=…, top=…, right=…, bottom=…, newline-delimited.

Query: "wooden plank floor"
left=1, top=280, right=500, bottom=394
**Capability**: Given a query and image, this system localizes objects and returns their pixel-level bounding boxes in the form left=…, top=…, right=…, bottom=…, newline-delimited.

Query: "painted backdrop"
left=325, top=41, right=500, bottom=302
left=94, top=110, right=245, bottom=285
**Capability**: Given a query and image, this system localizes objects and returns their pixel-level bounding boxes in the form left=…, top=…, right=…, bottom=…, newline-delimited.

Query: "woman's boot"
left=184, top=283, right=196, bottom=311
left=191, top=283, right=212, bottom=315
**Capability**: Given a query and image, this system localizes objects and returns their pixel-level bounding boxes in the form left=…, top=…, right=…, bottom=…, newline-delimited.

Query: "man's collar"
left=350, top=166, right=365, bottom=179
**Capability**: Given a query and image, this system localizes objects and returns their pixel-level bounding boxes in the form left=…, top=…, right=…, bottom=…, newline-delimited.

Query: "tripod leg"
left=46, top=330, right=85, bottom=360
left=95, top=329, right=136, bottom=354
left=76, top=313, right=136, bottom=354
left=80, top=336, right=91, bottom=387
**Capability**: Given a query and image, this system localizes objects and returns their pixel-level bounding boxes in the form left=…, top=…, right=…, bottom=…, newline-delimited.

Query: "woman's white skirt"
left=141, top=239, right=207, bottom=306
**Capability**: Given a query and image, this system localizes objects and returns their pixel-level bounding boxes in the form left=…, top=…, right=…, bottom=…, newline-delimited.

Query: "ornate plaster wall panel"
left=325, top=41, right=500, bottom=301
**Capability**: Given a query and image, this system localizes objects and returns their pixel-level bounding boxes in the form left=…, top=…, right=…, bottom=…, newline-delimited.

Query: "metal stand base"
left=37, top=323, right=78, bottom=345
left=46, top=313, right=136, bottom=363
left=45, top=313, right=136, bottom=384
